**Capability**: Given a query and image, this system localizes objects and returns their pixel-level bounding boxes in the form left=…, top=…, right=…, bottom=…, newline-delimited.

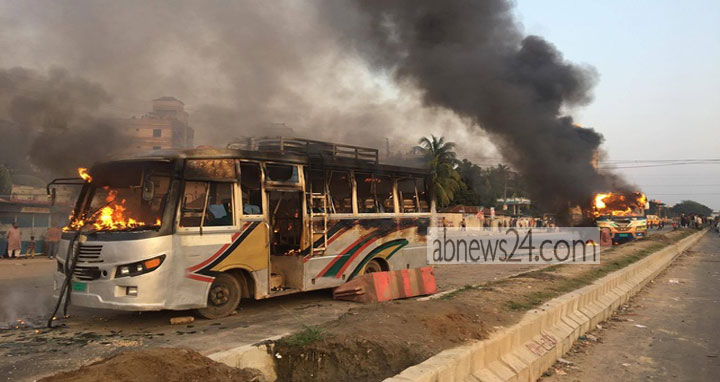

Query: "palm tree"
left=414, top=135, right=464, bottom=207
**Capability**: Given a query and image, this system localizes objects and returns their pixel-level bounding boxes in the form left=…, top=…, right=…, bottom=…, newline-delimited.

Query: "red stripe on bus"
left=187, top=273, right=214, bottom=283
left=334, top=235, right=382, bottom=278
left=187, top=243, right=230, bottom=273
left=315, top=234, right=370, bottom=277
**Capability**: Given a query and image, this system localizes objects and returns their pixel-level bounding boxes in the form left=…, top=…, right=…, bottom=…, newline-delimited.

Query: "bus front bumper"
left=53, top=271, right=171, bottom=311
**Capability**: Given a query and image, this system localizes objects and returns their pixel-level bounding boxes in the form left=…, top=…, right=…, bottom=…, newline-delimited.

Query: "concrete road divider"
left=384, top=230, right=707, bottom=382
left=207, top=334, right=288, bottom=382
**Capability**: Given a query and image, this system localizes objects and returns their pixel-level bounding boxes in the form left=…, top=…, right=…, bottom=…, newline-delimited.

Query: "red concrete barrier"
left=333, top=266, right=438, bottom=303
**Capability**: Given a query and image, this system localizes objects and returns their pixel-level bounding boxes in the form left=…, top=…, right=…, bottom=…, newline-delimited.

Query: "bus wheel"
left=195, top=273, right=241, bottom=319
left=364, top=259, right=386, bottom=274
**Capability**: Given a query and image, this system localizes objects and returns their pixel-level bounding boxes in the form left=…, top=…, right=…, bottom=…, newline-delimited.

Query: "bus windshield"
left=67, top=161, right=172, bottom=232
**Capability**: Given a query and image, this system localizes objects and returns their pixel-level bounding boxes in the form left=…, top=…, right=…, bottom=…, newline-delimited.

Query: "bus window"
left=328, top=171, right=352, bottom=213
left=240, top=163, right=263, bottom=215
left=417, top=178, right=430, bottom=212
left=375, top=175, right=394, bottom=213
left=266, top=164, right=299, bottom=184
left=180, top=181, right=208, bottom=227
left=355, top=172, right=375, bottom=213
left=180, top=182, right=234, bottom=227
left=398, top=178, right=418, bottom=213
left=205, top=183, right=234, bottom=226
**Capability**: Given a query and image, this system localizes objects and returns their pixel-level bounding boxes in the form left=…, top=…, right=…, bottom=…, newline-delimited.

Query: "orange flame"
left=66, top=188, right=162, bottom=231
left=78, top=167, right=92, bottom=182
left=593, top=192, right=647, bottom=217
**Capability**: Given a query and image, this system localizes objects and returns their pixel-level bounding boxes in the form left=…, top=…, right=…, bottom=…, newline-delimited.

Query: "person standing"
left=6, top=223, right=21, bottom=259
left=45, top=225, right=62, bottom=259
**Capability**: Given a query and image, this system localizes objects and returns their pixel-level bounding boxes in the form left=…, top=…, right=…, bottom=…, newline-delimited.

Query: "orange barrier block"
left=333, top=266, right=438, bottom=303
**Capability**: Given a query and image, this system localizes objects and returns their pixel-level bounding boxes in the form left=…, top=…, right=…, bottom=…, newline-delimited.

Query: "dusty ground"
left=37, top=348, right=265, bottom=382
left=1, top=229, right=609, bottom=382
left=271, top=228, right=695, bottom=382
left=541, top=231, right=720, bottom=381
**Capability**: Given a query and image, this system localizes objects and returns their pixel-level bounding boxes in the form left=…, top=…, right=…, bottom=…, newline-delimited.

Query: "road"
left=0, top=255, right=546, bottom=381
left=543, top=230, right=720, bottom=381
left=0, top=226, right=673, bottom=381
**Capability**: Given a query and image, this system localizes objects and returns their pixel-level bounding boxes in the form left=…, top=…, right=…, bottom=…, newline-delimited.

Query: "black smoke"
left=0, top=67, right=127, bottom=175
left=328, top=0, right=628, bottom=214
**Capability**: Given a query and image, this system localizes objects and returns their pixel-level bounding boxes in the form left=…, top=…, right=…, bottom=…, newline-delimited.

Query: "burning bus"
left=48, top=137, right=432, bottom=318
left=593, top=192, right=649, bottom=244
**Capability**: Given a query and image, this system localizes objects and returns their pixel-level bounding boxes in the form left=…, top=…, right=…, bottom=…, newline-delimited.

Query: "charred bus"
left=50, top=138, right=432, bottom=318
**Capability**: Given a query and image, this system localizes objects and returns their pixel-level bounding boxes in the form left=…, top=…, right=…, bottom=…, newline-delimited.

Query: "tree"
left=671, top=200, right=713, bottom=216
left=415, top=135, right=464, bottom=207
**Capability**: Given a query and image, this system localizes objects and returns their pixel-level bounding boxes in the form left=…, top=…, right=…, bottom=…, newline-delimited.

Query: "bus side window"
left=180, top=181, right=208, bottom=227
left=240, top=163, right=263, bottom=215
left=375, top=175, right=394, bottom=213
left=328, top=171, right=352, bottom=213
left=355, top=172, right=375, bottom=213
left=398, top=178, right=418, bottom=213
left=308, top=170, right=325, bottom=213
left=205, top=183, right=234, bottom=226
left=417, top=178, right=430, bottom=212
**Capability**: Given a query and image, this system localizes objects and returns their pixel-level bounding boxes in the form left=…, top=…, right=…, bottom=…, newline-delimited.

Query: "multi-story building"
left=122, top=97, right=194, bottom=153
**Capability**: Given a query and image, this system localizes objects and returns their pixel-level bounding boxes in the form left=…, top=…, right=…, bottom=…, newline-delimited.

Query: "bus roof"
left=102, top=138, right=429, bottom=176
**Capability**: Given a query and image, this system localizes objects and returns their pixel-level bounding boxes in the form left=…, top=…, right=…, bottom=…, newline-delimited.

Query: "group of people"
left=3, top=223, right=62, bottom=259
left=674, top=214, right=711, bottom=230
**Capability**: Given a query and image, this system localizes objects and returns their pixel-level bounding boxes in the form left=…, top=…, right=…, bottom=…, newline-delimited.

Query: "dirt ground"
left=38, top=348, right=265, bottom=382
left=0, top=227, right=683, bottom=381
left=271, top=229, right=697, bottom=382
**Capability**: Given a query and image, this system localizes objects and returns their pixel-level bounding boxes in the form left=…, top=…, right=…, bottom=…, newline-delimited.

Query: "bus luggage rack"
left=231, top=137, right=379, bottom=164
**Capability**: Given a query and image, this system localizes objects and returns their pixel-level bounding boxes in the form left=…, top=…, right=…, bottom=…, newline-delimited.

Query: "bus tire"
left=364, top=258, right=387, bottom=274
left=195, top=273, right=241, bottom=319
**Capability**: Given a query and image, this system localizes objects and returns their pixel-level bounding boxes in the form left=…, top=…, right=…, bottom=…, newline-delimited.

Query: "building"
left=122, top=97, right=194, bottom=153
left=0, top=174, right=74, bottom=255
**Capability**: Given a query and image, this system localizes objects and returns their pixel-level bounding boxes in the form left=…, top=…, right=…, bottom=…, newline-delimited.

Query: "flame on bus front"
left=66, top=166, right=164, bottom=232
left=593, top=192, right=647, bottom=217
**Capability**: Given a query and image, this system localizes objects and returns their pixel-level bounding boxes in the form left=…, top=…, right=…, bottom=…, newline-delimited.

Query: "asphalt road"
left=543, top=230, right=720, bottom=381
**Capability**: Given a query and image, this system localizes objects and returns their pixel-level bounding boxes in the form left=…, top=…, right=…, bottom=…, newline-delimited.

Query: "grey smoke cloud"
left=0, top=0, right=624, bottom=214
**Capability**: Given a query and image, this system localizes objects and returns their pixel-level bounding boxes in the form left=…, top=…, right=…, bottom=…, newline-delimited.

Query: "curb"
left=384, top=230, right=707, bottom=382
left=207, top=333, right=288, bottom=381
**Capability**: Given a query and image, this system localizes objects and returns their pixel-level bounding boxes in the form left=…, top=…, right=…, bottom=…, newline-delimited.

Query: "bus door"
left=264, top=163, right=305, bottom=293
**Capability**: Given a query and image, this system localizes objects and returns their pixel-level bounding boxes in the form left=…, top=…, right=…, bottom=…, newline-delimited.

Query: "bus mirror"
left=142, top=177, right=155, bottom=201
left=50, top=188, right=57, bottom=206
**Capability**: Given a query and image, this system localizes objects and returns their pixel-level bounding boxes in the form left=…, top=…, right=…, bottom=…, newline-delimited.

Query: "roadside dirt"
left=272, top=229, right=697, bottom=382
left=38, top=347, right=265, bottom=382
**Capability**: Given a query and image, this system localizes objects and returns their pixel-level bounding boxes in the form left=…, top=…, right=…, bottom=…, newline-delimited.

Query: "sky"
left=514, top=0, right=720, bottom=210
left=1, top=1, right=718, bottom=211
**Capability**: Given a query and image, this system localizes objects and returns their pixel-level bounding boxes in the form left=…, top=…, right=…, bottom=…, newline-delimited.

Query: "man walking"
left=6, top=223, right=21, bottom=259
left=45, top=224, right=62, bottom=259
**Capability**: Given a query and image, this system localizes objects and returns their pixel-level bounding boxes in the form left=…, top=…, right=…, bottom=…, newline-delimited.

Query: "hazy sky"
left=514, top=0, right=720, bottom=210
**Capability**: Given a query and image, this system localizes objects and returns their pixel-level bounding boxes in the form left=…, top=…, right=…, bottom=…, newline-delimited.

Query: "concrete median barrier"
left=384, top=229, right=707, bottom=382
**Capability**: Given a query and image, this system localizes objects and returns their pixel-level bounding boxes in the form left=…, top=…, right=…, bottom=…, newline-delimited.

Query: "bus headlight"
left=115, top=255, right=166, bottom=278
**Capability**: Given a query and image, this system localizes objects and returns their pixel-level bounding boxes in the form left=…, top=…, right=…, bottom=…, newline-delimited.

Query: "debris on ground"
left=38, top=348, right=266, bottom=382
left=169, top=316, right=195, bottom=325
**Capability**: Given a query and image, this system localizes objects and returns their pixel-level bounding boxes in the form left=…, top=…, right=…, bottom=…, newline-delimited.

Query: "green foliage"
left=671, top=200, right=713, bottom=216
left=415, top=135, right=464, bottom=207
left=0, top=165, right=11, bottom=196
left=283, top=325, right=325, bottom=347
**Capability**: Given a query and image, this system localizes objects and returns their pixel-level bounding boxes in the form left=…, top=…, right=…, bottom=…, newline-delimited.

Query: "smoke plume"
left=0, top=0, right=626, bottom=213
left=325, top=0, right=628, bottom=213
left=0, top=67, right=126, bottom=175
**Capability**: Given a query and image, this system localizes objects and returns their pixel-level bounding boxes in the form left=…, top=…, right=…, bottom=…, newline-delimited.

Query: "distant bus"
left=51, top=138, right=433, bottom=318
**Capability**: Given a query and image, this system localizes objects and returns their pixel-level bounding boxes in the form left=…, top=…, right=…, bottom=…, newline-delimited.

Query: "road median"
left=384, top=228, right=707, bottom=382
